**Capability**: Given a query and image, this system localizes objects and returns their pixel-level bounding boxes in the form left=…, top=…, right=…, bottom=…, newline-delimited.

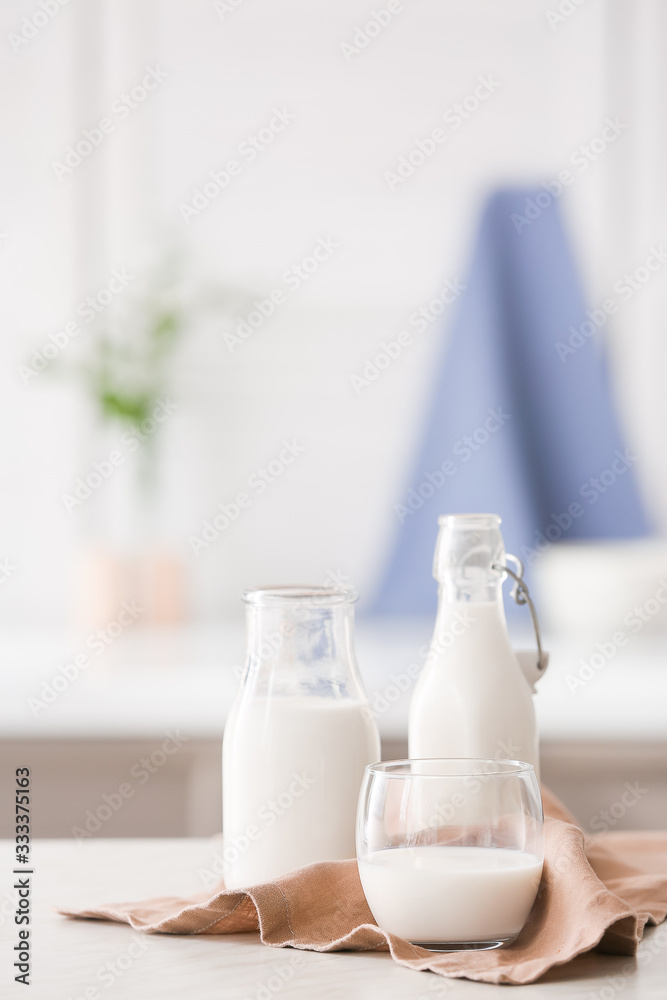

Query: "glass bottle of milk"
left=223, top=585, right=381, bottom=888
left=409, top=514, right=548, bottom=777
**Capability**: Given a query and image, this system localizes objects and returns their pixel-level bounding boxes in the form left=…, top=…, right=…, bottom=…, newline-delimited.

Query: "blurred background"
left=2, top=0, right=666, bottom=839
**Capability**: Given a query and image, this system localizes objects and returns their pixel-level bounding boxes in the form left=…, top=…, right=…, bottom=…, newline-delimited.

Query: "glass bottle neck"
left=437, top=575, right=504, bottom=605
left=240, top=589, right=365, bottom=700
left=433, top=513, right=506, bottom=605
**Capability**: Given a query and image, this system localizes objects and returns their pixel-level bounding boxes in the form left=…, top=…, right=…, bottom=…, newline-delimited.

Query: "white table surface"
left=3, top=621, right=667, bottom=742
left=1, top=837, right=666, bottom=1000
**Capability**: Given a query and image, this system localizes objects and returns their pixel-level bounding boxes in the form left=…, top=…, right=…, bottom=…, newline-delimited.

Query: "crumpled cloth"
left=58, top=789, right=667, bottom=985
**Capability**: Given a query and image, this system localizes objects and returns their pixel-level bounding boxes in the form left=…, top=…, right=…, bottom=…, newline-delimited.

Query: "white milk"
left=358, top=846, right=542, bottom=943
left=223, top=696, right=380, bottom=888
left=409, top=602, right=539, bottom=775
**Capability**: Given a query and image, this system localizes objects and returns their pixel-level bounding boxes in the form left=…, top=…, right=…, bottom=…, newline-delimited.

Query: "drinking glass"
left=356, top=759, right=543, bottom=951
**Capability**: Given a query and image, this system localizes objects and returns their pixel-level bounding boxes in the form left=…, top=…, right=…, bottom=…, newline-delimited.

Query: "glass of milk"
left=357, top=758, right=543, bottom=951
left=223, top=585, right=380, bottom=888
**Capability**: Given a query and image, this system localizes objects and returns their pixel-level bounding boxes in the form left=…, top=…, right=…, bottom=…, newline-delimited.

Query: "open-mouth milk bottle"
left=223, top=585, right=380, bottom=888
left=408, top=514, right=548, bottom=777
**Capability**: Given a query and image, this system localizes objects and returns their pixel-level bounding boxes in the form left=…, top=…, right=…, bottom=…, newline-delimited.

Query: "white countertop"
left=2, top=837, right=666, bottom=1000
left=3, top=620, right=667, bottom=742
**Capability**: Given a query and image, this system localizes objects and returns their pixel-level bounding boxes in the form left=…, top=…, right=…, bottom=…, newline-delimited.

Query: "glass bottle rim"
left=437, top=513, right=502, bottom=528
left=366, top=758, right=535, bottom=779
left=242, top=584, right=358, bottom=606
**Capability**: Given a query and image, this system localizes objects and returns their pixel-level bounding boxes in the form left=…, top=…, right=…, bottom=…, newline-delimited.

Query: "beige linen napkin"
left=59, top=789, right=667, bottom=985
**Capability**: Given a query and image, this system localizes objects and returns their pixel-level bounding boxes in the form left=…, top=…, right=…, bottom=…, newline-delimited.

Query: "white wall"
left=2, top=0, right=666, bottom=624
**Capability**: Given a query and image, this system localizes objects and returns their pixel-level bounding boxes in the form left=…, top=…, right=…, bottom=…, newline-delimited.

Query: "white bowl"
left=531, top=539, right=667, bottom=637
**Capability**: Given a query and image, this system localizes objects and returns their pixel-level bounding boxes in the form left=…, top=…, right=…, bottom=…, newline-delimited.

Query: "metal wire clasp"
left=492, top=555, right=547, bottom=673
